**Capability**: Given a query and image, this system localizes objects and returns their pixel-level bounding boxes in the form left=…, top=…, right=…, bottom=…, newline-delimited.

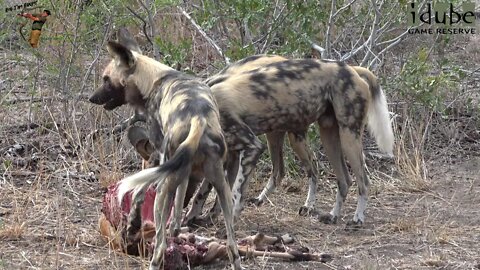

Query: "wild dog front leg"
left=253, top=131, right=285, bottom=206
left=287, top=131, right=319, bottom=216
left=231, top=134, right=265, bottom=220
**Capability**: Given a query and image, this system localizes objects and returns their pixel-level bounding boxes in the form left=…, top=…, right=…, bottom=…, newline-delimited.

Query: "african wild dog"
left=186, top=55, right=394, bottom=227
left=252, top=64, right=391, bottom=220
left=88, top=28, right=241, bottom=270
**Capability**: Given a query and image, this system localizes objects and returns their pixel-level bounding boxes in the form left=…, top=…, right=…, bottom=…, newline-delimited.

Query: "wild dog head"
left=89, top=28, right=147, bottom=111
left=127, top=126, right=157, bottom=168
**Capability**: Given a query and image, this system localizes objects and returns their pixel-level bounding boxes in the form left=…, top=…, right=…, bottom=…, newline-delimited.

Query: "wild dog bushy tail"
left=117, top=117, right=207, bottom=204
left=353, top=67, right=394, bottom=156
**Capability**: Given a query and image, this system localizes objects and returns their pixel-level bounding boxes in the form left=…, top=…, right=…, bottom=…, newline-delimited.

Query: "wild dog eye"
left=103, top=76, right=109, bottom=82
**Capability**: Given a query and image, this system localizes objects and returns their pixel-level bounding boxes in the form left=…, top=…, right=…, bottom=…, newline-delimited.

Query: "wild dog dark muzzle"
left=89, top=78, right=126, bottom=110
left=89, top=86, right=111, bottom=104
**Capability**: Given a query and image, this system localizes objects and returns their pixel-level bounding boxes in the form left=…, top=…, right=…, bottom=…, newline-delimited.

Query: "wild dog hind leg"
left=339, top=127, right=369, bottom=227
left=184, top=151, right=239, bottom=226
left=169, top=179, right=189, bottom=237
left=150, top=178, right=172, bottom=270
left=253, top=131, right=285, bottom=206
left=317, top=119, right=352, bottom=224
left=150, top=171, right=189, bottom=270
left=204, top=157, right=241, bottom=270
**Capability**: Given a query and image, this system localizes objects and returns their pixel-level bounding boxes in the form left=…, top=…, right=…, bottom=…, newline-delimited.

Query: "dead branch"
left=213, top=0, right=231, bottom=40
left=324, top=0, right=336, bottom=59
left=177, top=5, right=230, bottom=64
left=111, top=111, right=147, bottom=134
left=236, top=245, right=331, bottom=262
left=125, top=6, right=158, bottom=56
left=3, top=93, right=92, bottom=105
left=3, top=96, right=56, bottom=105
left=339, top=0, right=429, bottom=68
left=138, top=0, right=161, bottom=60
left=80, top=17, right=112, bottom=94
left=338, top=1, right=385, bottom=63
left=260, top=1, right=287, bottom=53
left=324, top=0, right=358, bottom=59
left=85, top=111, right=147, bottom=142
left=360, top=0, right=382, bottom=66
left=310, top=41, right=326, bottom=57
left=333, top=0, right=358, bottom=17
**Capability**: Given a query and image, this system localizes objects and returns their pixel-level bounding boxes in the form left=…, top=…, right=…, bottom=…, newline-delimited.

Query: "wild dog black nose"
left=88, top=95, right=97, bottom=104
left=89, top=88, right=109, bottom=105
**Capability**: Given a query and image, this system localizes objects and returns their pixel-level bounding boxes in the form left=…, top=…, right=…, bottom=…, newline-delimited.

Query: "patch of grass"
left=99, top=170, right=124, bottom=189
left=0, top=221, right=26, bottom=240
left=394, top=113, right=431, bottom=192
left=388, top=218, right=418, bottom=233
left=422, top=254, right=447, bottom=267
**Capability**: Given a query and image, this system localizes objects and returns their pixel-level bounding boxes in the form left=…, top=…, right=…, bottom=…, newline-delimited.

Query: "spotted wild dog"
left=88, top=28, right=241, bottom=270
left=187, top=55, right=394, bottom=227
left=250, top=64, right=392, bottom=220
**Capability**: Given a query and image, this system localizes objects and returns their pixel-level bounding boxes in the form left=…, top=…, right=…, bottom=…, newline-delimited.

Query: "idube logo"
left=408, top=1, right=476, bottom=34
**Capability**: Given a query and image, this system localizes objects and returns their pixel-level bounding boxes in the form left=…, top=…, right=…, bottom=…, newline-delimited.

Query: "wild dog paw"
left=298, top=206, right=316, bottom=216
left=184, top=216, right=215, bottom=228
left=345, top=219, right=364, bottom=231
left=316, top=212, right=337, bottom=224
left=246, top=197, right=264, bottom=207
left=214, top=227, right=227, bottom=239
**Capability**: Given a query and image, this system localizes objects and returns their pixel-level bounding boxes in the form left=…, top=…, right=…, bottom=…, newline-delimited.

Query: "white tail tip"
left=367, top=88, right=394, bottom=156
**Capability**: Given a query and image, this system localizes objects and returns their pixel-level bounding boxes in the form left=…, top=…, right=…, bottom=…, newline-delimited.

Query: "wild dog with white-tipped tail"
left=188, top=55, right=394, bottom=227
left=88, top=28, right=241, bottom=270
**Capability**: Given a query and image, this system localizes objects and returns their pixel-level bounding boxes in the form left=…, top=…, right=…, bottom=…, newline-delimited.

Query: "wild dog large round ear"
left=117, top=27, right=142, bottom=54
left=107, top=41, right=136, bottom=69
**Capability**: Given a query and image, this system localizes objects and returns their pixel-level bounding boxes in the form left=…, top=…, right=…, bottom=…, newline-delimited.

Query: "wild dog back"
left=212, top=59, right=370, bottom=134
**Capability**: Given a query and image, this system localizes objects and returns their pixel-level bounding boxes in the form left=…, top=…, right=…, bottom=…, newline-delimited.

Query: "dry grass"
left=0, top=221, right=26, bottom=241
left=394, top=113, right=431, bottom=192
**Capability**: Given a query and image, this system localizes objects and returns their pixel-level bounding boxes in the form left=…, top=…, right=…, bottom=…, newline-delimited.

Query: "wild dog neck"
left=124, top=53, right=176, bottom=111
left=128, top=53, right=175, bottom=99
